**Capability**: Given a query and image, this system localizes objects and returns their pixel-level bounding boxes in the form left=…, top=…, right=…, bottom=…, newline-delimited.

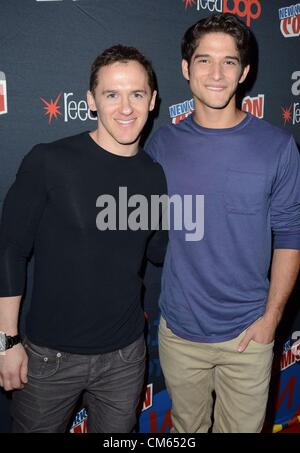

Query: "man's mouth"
left=205, top=86, right=227, bottom=92
left=115, top=119, right=136, bottom=126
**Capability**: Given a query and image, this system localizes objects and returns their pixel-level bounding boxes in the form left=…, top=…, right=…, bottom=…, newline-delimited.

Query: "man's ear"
left=239, top=64, right=250, bottom=84
left=149, top=90, right=157, bottom=112
left=87, top=90, right=96, bottom=111
left=182, top=59, right=190, bottom=81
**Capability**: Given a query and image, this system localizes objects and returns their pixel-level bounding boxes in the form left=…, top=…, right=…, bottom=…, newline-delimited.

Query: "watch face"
left=0, top=332, right=6, bottom=352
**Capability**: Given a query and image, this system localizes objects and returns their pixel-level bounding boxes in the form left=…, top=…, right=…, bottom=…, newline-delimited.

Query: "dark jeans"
left=11, top=335, right=146, bottom=433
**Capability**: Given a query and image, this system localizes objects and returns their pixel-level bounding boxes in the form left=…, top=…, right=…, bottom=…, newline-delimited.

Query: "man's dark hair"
left=90, top=44, right=156, bottom=95
left=181, top=13, right=251, bottom=70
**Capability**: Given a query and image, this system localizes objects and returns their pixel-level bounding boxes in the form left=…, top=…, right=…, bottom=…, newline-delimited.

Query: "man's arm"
left=238, top=249, right=300, bottom=352
left=238, top=136, right=300, bottom=352
left=0, top=145, right=47, bottom=390
left=0, top=296, right=28, bottom=390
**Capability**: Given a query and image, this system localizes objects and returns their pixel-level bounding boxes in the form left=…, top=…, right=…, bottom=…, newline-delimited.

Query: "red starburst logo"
left=281, top=104, right=292, bottom=125
left=40, top=93, right=63, bottom=124
left=183, top=0, right=196, bottom=8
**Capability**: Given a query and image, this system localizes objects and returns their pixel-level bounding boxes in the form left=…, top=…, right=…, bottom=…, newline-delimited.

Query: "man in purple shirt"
left=146, top=13, right=300, bottom=433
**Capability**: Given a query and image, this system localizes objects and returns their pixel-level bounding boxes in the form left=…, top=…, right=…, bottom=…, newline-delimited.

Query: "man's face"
left=87, top=61, right=156, bottom=153
left=182, top=32, right=249, bottom=112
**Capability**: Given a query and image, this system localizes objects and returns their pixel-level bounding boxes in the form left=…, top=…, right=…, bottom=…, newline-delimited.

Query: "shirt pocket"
left=224, top=169, right=266, bottom=215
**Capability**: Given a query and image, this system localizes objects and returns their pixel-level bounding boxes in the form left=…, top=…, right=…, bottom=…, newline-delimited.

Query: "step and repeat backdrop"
left=0, top=0, right=300, bottom=433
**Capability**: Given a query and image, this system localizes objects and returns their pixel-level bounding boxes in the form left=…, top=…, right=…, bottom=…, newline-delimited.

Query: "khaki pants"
left=159, top=317, right=274, bottom=433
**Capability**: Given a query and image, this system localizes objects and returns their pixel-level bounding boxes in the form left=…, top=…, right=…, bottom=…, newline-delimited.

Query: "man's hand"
left=238, top=250, right=300, bottom=352
left=0, top=343, right=28, bottom=391
left=237, top=315, right=277, bottom=353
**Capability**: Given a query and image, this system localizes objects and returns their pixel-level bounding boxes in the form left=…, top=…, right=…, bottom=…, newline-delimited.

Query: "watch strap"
left=6, top=334, right=21, bottom=350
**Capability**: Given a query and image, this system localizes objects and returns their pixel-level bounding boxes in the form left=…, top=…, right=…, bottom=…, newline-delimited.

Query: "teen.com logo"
left=281, top=71, right=300, bottom=126
left=40, top=92, right=96, bottom=124
left=183, top=0, right=262, bottom=27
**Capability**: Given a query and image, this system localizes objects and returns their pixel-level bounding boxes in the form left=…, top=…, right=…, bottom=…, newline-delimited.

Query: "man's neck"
left=193, top=104, right=247, bottom=130
left=90, top=130, right=139, bottom=157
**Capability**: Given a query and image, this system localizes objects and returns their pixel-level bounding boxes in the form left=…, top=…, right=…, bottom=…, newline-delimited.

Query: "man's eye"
left=134, top=93, right=144, bottom=98
left=225, top=60, right=237, bottom=65
left=107, top=93, right=117, bottom=99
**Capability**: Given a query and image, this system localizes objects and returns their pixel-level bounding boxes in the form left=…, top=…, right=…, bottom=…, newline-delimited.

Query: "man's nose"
left=210, top=62, right=223, bottom=80
left=120, top=96, right=133, bottom=115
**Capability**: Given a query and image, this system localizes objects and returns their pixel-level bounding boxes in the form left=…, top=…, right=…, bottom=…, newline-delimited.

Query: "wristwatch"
left=0, top=332, right=21, bottom=352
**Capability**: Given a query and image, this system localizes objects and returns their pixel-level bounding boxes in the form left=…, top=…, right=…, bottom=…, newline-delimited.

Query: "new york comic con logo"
left=40, top=92, right=96, bottom=124
left=183, top=0, right=262, bottom=27
left=169, top=94, right=264, bottom=124
left=0, top=71, right=8, bottom=115
left=279, top=3, right=300, bottom=38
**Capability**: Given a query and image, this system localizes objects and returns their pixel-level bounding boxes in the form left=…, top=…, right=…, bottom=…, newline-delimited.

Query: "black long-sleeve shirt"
left=0, top=132, right=167, bottom=353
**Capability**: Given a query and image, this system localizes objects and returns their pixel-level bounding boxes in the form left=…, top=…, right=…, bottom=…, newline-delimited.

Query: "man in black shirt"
left=0, top=45, right=167, bottom=432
